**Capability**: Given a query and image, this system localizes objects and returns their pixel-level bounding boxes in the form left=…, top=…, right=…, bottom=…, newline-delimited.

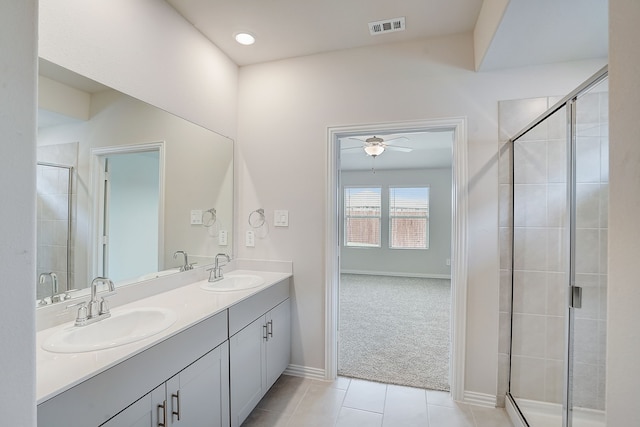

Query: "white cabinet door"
left=167, top=344, right=229, bottom=427
left=102, top=344, right=229, bottom=427
left=265, top=299, right=290, bottom=390
left=229, top=298, right=291, bottom=427
left=100, top=385, right=165, bottom=427
left=230, top=316, right=267, bottom=427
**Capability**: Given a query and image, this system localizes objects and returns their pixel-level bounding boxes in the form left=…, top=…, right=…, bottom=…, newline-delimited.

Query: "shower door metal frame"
left=507, top=65, right=608, bottom=427
left=36, top=161, right=74, bottom=293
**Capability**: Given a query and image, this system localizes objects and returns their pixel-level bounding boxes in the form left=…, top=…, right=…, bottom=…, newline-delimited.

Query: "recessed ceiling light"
left=234, top=32, right=255, bottom=46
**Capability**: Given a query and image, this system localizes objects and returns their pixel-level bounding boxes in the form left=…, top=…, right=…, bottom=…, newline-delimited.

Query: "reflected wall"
left=38, top=72, right=234, bottom=293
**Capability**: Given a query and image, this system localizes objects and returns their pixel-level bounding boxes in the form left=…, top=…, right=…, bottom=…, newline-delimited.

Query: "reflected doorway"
left=93, top=143, right=164, bottom=283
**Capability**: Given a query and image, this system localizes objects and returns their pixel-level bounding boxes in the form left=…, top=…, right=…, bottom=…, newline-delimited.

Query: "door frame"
left=90, top=142, right=165, bottom=280
left=325, top=117, right=468, bottom=400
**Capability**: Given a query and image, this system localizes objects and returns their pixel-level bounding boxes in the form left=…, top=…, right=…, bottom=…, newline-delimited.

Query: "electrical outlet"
left=245, top=230, right=255, bottom=247
left=218, top=230, right=228, bottom=246
left=190, top=210, right=203, bottom=225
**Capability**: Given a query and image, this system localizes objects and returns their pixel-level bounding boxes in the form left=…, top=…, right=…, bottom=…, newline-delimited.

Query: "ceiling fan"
left=343, top=135, right=412, bottom=158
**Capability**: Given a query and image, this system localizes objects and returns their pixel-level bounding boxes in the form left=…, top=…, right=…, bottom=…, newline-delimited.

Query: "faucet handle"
left=206, top=267, right=216, bottom=282
left=67, top=301, right=88, bottom=325
left=99, top=297, right=111, bottom=316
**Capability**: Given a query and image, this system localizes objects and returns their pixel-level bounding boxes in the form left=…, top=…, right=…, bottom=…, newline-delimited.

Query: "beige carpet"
left=338, top=274, right=451, bottom=391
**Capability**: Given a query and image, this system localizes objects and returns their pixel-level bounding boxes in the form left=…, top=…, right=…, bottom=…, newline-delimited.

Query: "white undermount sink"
left=199, top=274, right=264, bottom=292
left=42, top=307, right=177, bottom=353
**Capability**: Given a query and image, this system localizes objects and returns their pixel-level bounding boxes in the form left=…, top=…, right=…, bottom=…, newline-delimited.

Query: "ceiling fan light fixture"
left=364, top=145, right=385, bottom=157
left=234, top=32, right=256, bottom=45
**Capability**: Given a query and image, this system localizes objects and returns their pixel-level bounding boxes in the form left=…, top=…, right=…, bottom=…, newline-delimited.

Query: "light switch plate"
left=246, top=230, right=255, bottom=247
left=190, top=210, right=203, bottom=225
left=219, top=230, right=228, bottom=246
left=274, top=210, right=289, bottom=227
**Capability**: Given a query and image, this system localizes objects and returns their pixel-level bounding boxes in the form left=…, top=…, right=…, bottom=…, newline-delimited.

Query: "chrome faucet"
left=208, top=253, right=231, bottom=282
left=68, top=276, right=116, bottom=326
left=173, top=250, right=194, bottom=271
left=38, top=272, right=58, bottom=305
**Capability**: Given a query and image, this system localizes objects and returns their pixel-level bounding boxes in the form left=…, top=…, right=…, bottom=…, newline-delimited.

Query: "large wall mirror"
left=36, top=59, right=234, bottom=304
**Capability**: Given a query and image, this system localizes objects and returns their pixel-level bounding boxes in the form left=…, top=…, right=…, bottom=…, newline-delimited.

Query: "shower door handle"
left=571, top=286, right=582, bottom=309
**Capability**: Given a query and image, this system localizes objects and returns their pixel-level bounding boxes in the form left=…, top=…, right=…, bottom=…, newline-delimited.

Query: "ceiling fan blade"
left=383, top=136, right=409, bottom=144
left=341, top=146, right=364, bottom=151
left=385, top=146, right=412, bottom=152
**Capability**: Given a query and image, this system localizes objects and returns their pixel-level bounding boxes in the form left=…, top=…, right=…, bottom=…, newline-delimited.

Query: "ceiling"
left=478, top=0, right=608, bottom=70
left=38, top=59, right=109, bottom=129
left=166, top=0, right=608, bottom=68
left=39, top=59, right=109, bottom=93
left=166, top=0, right=484, bottom=66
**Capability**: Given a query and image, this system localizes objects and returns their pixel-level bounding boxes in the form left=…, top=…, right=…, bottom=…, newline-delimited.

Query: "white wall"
left=607, top=0, right=640, bottom=424
left=39, top=0, right=239, bottom=139
left=0, top=1, right=37, bottom=425
left=340, top=168, right=452, bottom=277
left=236, top=32, right=605, bottom=396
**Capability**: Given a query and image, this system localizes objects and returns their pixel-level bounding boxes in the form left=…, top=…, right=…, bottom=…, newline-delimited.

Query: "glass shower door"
left=568, top=76, right=608, bottom=427
left=36, top=162, right=73, bottom=299
left=510, top=105, right=568, bottom=427
left=507, top=67, right=607, bottom=427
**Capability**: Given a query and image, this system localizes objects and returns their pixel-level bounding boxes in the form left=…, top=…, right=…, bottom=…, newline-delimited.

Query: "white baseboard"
left=462, top=391, right=497, bottom=408
left=341, top=270, right=451, bottom=280
left=283, top=364, right=326, bottom=381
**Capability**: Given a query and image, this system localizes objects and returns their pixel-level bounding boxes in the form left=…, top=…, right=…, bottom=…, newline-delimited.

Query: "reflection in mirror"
left=36, top=162, right=73, bottom=302
left=36, top=59, right=234, bottom=303
left=96, top=147, right=162, bottom=283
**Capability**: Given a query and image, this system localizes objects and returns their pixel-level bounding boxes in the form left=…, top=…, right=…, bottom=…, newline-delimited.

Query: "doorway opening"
left=326, top=118, right=468, bottom=400
left=91, top=142, right=164, bottom=283
left=338, top=130, right=453, bottom=390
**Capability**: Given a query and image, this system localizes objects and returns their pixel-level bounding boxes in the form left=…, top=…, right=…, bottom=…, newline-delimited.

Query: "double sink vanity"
left=35, top=60, right=287, bottom=427
left=36, top=263, right=292, bottom=427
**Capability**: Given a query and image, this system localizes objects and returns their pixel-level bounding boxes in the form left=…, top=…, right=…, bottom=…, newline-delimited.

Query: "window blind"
left=344, top=187, right=381, bottom=247
left=389, top=187, right=429, bottom=249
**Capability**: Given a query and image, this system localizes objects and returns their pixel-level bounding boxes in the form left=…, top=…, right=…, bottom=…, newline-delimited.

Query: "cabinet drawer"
left=228, top=278, right=290, bottom=336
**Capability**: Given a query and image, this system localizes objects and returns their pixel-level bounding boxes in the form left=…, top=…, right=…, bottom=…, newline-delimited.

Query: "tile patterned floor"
left=241, top=375, right=514, bottom=427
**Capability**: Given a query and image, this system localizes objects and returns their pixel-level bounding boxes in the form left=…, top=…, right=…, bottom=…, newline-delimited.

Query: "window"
left=344, top=187, right=381, bottom=247
left=389, top=187, right=429, bottom=249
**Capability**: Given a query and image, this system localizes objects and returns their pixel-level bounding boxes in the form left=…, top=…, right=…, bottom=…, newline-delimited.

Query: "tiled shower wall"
left=572, top=86, right=608, bottom=410
left=36, top=142, right=78, bottom=299
left=497, top=89, right=608, bottom=411
left=498, top=96, right=562, bottom=408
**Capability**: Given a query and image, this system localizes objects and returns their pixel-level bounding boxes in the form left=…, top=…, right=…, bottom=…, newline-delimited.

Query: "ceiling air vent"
left=368, top=17, right=406, bottom=36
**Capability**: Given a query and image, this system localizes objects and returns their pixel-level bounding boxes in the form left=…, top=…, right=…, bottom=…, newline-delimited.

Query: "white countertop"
left=36, top=269, right=291, bottom=404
